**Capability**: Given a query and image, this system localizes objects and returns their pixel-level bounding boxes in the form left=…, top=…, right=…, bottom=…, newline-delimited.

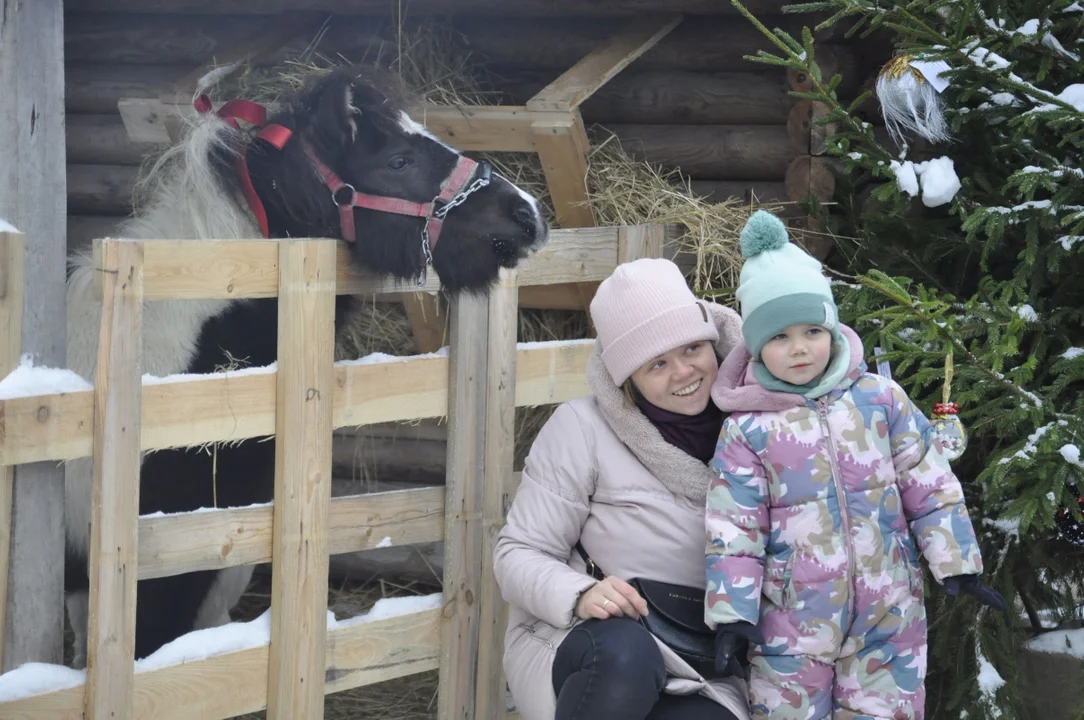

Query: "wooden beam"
left=526, top=14, right=683, bottom=113
left=439, top=291, right=489, bottom=719
left=0, top=606, right=442, bottom=720
left=84, top=240, right=144, bottom=720
left=137, top=486, right=446, bottom=581
left=88, top=226, right=631, bottom=301
left=0, top=340, right=595, bottom=467
left=0, top=0, right=67, bottom=672
left=475, top=269, right=518, bottom=719
left=399, top=291, right=446, bottom=354
left=0, top=231, right=25, bottom=672
left=266, top=239, right=336, bottom=720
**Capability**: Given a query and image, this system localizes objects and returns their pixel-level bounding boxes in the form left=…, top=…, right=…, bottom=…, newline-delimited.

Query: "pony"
left=62, top=66, right=548, bottom=665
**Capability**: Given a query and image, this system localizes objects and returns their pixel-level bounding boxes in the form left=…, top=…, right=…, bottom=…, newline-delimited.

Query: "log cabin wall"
left=64, top=5, right=886, bottom=255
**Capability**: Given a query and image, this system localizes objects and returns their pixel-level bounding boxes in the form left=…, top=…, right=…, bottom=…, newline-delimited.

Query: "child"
left=703, top=210, right=1006, bottom=720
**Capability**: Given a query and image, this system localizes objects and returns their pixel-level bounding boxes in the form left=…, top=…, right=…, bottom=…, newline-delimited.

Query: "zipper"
left=520, top=621, right=554, bottom=650
left=816, top=398, right=856, bottom=625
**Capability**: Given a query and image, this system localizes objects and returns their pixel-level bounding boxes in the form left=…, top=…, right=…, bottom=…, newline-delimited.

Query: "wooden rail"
left=0, top=223, right=666, bottom=719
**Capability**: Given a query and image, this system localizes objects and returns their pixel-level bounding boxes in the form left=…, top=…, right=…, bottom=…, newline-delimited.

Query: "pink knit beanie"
left=589, top=258, right=720, bottom=385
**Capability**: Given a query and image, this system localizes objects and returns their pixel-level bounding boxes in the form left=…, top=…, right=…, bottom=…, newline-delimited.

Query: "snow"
left=376, top=536, right=394, bottom=548
left=142, top=362, right=277, bottom=385
left=518, top=338, right=596, bottom=350
left=0, top=663, right=85, bottom=702
left=1065, top=2, right=1084, bottom=11
left=918, top=157, right=962, bottom=207
left=0, top=355, right=93, bottom=400
left=982, top=517, right=1021, bottom=538
left=337, top=347, right=449, bottom=367
left=333, top=592, right=443, bottom=630
left=1026, top=628, right=1084, bottom=658
left=0, top=218, right=19, bottom=233
left=1059, top=444, right=1083, bottom=468
left=890, top=160, right=920, bottom=197
left=0, top=592, right=443, bottom=702
left=138, top=500, right=272, bottom=519
left=1027, top=83, right=1084, bottom=114
left=1059, top=236, right=1084, bottom=250
left=976, top=645, right=1005, bottom=697
left=1016, top=304, right=1039, bottom=321
left=1063, top=347, right=1084, bottom=360
left=1013, top=19, right=1041, bottom=35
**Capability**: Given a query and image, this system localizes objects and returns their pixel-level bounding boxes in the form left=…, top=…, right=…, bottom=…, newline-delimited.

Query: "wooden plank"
left=0, top=607, right=442, bottom=720
left=413, top=105, right=567, bottom=153
left=618, top=223, right=667, bottom=263
left=88, top=227, right=625, bottom=301
left=137, top=486, right=446, bottom=580
left=0, top=231, right=26, bottom=672
left=84, top=239, right=144, bottom=720
left=526, top=13, right=683, bottom=112
left=67, top=164, right=137, bottom=215
left=687, top=180, right=789, bottom=205
left=66, top=114, right=162, bottom=166
left=475, top=269, right=518, bottom=719
left=439, top=291, right=489, bottom=720
left=0, top=0, right=67, bottom=673
left=0, top=339, right=594, bottom=467
left=266, top=239, right=337, bottom=720
left=71, top=0, right=796, bottom=16
left=400, top=291, right=446, bottom=354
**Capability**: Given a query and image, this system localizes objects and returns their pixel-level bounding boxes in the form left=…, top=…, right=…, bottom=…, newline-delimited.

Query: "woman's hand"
left=575, top=576, right=649, bottom=621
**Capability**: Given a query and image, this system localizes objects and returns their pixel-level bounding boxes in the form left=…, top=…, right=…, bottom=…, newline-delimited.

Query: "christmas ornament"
left=875, top=54, right=953, bottom=146
left=930, top=353, right=968, bottom=461
left=1054, top=483, right=1084, bottom=547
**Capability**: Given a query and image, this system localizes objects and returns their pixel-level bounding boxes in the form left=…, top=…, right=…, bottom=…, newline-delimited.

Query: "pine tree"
left=725, top=0, right=1084, bottom=716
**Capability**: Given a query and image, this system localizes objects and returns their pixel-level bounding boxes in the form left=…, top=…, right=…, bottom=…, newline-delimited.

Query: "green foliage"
left=727, top=0, right=1084, bottom=716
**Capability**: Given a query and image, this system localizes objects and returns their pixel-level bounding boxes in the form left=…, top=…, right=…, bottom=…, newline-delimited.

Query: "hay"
left=228, top=569, right=442, bottom=720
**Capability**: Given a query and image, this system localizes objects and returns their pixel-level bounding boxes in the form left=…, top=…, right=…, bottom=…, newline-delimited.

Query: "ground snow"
left=0, top=592, right=443, bottom=702
left=1026, top=628, right=1084, bottom=659
left=0, top=355, right=93, bottom=399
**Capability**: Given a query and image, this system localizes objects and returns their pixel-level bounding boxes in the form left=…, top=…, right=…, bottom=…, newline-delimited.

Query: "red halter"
left=193, top=93, right=491, bottom=277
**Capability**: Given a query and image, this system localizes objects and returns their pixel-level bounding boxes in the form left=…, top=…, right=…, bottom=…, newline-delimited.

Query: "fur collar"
left=710, top=324, right=866, bottom=413
left=586, top=302, right=744, bottom=505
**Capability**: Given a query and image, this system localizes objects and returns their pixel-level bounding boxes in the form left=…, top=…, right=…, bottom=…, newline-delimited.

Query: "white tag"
left=909, top=59, right=952, bottom=94
left=822, top=302, right=837, bottom=329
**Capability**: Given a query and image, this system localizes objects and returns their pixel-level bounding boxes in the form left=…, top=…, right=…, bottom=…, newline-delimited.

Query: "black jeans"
left=551, top=617, right=740, bottom=720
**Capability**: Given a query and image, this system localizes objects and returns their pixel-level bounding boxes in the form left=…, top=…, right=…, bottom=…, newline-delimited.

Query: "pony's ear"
left=308, top=72, right=362, bottom=149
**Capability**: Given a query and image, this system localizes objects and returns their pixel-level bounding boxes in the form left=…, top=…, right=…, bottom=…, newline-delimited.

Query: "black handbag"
left=574, top=541, right=724, bottom=679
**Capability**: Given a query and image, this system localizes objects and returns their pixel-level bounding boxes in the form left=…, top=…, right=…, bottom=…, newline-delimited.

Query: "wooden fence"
left=0, top=222, right=667, bottom=720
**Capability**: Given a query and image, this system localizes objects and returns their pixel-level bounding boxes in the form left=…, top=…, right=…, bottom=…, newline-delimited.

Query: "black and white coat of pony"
left=62, top=67, right=548, bottom=665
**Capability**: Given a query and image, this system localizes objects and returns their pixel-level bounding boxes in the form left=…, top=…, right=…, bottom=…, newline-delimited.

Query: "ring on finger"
left=602, top=598, right=612, bottom=609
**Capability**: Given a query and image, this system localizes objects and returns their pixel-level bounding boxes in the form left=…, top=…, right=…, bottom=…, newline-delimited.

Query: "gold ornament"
left=875, top=54, right=953, bottom=146
left=930, top=352, right=967, bottom=461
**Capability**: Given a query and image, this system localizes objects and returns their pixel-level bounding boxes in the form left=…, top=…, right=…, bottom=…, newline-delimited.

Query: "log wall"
left=62, top=7, right=884, bottom=253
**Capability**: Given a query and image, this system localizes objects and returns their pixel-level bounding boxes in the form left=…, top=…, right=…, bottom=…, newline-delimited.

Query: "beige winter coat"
left=494, top=303, right=750, bottom=720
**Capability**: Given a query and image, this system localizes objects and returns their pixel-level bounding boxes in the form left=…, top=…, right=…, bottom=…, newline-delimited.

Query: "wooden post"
left=266, top=238, right=337, bottom=720
left=618, top=223, right=666, bottom=264
left=84, top=239, right=144, bottom=720
left=475, top=268, right=519, bottom=720
left=0, top=0, right=68, bottom=672
left=439, top=291, right=490, bottom=720
left=0, top=230, right=26, bottom=672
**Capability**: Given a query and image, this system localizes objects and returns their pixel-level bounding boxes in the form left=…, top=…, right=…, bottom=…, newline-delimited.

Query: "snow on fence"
left=0, top=223, right=667, bottom=720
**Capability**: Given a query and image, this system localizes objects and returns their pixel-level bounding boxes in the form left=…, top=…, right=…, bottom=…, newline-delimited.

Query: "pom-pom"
left=739, top=210, right=790, bottom=259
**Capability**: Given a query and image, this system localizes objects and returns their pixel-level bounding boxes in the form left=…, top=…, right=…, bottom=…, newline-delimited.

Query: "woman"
left=494, top=258, right=751, bottom=720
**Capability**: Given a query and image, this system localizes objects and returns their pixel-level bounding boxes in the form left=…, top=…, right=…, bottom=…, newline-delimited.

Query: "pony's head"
left=245, top=68, right=549, bottom=294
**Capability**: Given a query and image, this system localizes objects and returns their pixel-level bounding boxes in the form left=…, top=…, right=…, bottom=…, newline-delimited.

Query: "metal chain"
left=434, top=174, right=491, bottom=219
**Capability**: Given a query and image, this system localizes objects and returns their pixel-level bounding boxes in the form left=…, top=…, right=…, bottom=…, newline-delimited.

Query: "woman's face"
left=630, top=341, right=718, bottom=415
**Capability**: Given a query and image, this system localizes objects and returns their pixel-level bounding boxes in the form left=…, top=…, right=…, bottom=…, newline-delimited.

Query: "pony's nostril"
left=513, top=200, right=536, bottom=227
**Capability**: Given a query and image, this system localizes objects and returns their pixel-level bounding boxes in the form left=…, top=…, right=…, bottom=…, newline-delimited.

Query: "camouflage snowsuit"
left=705, top=326, right=984, bottom=720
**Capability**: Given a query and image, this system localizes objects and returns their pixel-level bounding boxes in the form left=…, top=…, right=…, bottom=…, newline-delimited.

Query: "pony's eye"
left=388, top=156, right=411, bottom=170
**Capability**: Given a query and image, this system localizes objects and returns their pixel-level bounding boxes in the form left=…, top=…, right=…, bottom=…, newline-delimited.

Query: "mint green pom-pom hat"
left=736, top=210, right=839, bottom=358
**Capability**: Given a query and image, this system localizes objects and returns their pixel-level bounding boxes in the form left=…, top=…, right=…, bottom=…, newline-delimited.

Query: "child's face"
left=760, top=324, right=832, bottom=386
left=630, top=341, right=718, bottom=416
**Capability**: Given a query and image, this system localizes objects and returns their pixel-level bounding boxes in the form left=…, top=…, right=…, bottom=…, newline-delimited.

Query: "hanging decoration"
left=930, top=352, right=968, bottom=461
left=875, top=54, right=954, bottom=146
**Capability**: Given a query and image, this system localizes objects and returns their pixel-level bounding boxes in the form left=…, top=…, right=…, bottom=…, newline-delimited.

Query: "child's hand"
left=942, top=574, right=1008, bottom=612
left=714, top=621, right=764, bottom=678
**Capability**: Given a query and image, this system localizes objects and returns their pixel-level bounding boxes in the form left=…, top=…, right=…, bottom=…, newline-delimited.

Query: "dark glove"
left=942, top=574, right=1008, bottom=613
left=714, top=621, right=765, bottom=678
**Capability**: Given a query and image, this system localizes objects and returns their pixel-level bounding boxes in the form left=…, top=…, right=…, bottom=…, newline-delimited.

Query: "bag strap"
left=575, top=541, right=606, bottom=582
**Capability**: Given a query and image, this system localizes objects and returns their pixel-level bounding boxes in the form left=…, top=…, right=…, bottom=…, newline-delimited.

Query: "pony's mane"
left=109, top=65, right=418, bottom=248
